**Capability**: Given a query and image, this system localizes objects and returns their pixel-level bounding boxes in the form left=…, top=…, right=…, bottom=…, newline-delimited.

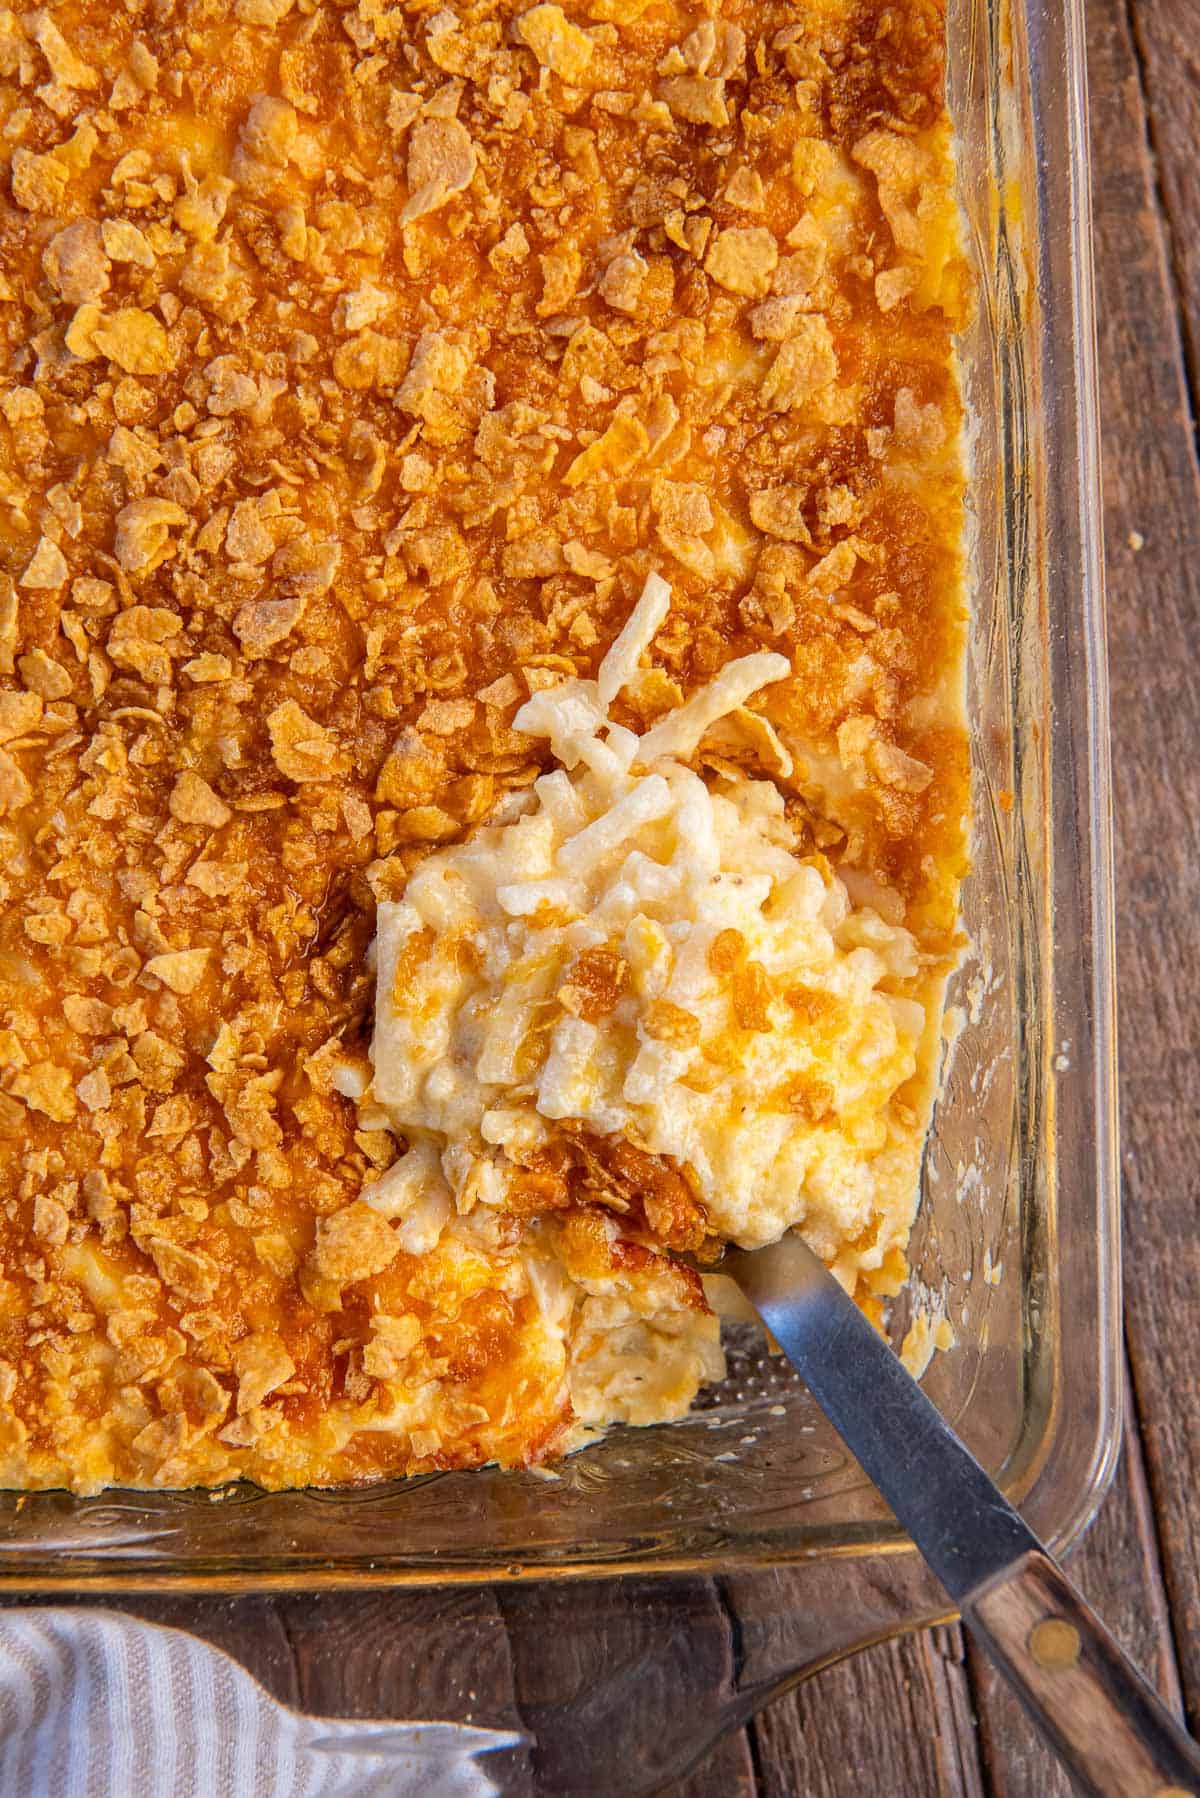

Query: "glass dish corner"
left=0, top=0, right=1117, bottom=1594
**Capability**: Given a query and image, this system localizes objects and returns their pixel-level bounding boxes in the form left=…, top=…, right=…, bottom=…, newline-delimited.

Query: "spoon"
left=715, top=1231, right=1200, bottom=1798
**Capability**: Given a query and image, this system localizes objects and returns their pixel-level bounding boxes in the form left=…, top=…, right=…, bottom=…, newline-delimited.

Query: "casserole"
left=0, top=0, right=1115, bottom=1721
left=3, top=0, right=975, bottom=1493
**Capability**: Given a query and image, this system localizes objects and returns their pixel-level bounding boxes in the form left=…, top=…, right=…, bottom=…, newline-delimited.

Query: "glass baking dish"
left=0, top=0, right=1114, bottom=1649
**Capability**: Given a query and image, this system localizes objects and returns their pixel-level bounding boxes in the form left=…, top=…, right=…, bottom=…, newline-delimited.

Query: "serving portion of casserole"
left=0, top=0, right=970, bottom=1491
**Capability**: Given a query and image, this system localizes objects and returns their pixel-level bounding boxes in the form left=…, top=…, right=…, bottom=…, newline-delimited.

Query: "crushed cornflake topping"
left=0, top=0, right=969, bottom=1495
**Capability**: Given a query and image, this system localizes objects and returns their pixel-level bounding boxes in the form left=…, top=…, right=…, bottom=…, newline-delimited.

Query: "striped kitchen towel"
left=0, top=1609, right=523, bottom=1797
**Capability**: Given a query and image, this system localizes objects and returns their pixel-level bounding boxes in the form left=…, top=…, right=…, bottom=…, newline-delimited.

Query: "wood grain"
left=1083, top=0, right=1200, bottom=1744
left=1125, top=0, right=1200, bottom=408
left=494, top=1575, right=755, bottom=1794
left=750, top=1624, right=984, bottom=1798
left=672, top=1729, right=758, bottom=1798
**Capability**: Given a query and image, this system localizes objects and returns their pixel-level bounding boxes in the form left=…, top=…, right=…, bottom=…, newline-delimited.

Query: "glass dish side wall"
left=0, top=0, right=1115, bottom=1590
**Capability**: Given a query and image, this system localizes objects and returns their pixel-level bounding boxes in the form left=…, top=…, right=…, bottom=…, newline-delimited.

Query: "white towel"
left=0, top=1609, right=523, bottom=1797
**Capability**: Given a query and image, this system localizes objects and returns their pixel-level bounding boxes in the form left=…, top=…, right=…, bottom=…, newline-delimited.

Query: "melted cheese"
left=368, top=575, right=930, bottom=1273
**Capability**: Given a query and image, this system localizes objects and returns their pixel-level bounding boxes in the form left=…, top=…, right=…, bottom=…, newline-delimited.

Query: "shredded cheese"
left=367, top=574, right=930, bottom=1274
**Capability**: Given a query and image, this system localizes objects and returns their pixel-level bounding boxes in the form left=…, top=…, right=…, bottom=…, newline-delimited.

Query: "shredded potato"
left=369, top=575, right=930, bottom=1286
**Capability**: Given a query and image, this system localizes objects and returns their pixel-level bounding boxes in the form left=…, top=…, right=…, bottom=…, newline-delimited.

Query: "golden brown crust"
left=0, top=0, right=969, bottom=1491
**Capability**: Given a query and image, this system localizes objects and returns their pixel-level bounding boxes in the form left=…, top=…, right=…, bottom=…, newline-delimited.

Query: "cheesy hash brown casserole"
left=0, top=0, right=970, bottom=1491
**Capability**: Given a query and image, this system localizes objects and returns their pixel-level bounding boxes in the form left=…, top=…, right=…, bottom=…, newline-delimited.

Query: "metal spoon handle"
left=722, top=1236, right=1200, bottom=1798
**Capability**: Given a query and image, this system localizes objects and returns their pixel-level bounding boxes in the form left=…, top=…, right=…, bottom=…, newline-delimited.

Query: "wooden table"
left=18, top=1, right=1199, bottom=1790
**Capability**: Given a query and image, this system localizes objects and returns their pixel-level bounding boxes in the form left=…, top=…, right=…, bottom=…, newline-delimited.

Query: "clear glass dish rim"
left=0, top=0, right=1118, bottom=1592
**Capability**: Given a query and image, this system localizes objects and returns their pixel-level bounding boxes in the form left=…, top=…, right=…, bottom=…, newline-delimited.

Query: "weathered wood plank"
left=1082, top=0, right=1200, bottom=1737
left=1125, top=0, right=1200, bottom=407
left=669, top=1728, right=758, bottom=1798
left=272, top=1590, right=522, bottom=1726
left=750, top=1623, right=983, bottom=1798
left=496, top=1575, right=751, bottom=1795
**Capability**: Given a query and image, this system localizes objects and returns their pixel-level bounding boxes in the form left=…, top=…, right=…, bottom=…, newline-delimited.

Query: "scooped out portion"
left=346, top=571, right=945, bottom=1457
